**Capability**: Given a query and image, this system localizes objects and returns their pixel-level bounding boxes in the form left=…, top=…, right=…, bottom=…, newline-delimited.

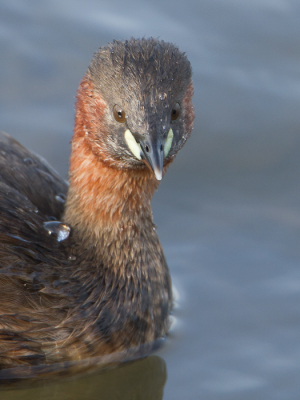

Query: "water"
left=1, top=1, right=300, bottom=399
left=43, top=220, right=71, bottom=242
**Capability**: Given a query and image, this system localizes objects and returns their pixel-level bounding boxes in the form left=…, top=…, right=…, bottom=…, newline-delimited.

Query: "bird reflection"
left=0, top=356, right=167, bottom=400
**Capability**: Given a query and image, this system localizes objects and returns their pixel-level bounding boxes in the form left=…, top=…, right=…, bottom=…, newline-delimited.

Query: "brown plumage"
left=0, top=38, right=194, bottom=371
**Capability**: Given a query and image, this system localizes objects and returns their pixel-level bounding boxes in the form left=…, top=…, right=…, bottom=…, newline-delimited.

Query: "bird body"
left=0, top=38, right=194, bottom=369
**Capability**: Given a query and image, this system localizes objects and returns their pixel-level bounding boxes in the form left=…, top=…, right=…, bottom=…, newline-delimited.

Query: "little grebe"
left=0, top=38, right=194, bottom=369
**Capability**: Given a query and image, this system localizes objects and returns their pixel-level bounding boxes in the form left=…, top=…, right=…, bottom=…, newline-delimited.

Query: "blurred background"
left=1, top=0, right=300, bottom=399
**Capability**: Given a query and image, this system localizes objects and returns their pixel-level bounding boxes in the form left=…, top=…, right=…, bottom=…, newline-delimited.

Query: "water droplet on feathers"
left=44, top=221, right=71, bottom=242
left=23, top=158, right=36, bottom=166
left=55, top=193, right=66, bottom=204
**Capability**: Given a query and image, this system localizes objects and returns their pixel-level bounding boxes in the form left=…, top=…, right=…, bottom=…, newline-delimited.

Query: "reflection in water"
left=0, top=356, right=167, bottom=400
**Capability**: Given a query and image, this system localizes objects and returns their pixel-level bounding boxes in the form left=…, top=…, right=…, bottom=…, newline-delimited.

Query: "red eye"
left=171, top=103, right=180, bottom=121
left=113, top=105, right=126, bottom=123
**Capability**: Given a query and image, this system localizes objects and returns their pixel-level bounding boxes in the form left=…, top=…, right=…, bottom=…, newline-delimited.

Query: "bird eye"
left=171, top=103, right=180, bottom=121
left=113, top=105, right=126, bottom=123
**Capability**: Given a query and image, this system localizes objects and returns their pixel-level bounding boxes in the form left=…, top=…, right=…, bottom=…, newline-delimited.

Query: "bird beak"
left=139, top=137, right=164, bottom=181
left=124, top=128, right=173, bottom=181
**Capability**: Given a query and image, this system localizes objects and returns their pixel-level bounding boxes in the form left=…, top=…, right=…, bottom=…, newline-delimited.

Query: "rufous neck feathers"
left=63, top=80, right=159, bottom=249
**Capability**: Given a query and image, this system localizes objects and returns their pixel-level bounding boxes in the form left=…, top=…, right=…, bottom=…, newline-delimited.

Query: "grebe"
left=0, top=38, right=194, bottom=369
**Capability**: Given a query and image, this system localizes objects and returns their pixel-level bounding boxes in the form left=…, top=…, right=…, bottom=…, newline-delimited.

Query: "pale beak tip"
left=154, top=168, right=163, bottom=181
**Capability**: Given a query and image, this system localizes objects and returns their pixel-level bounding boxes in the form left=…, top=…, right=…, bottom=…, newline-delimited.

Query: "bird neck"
left=63, top=133, right=172, bottom=346
left=63, top=130, right=160, bottom=264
